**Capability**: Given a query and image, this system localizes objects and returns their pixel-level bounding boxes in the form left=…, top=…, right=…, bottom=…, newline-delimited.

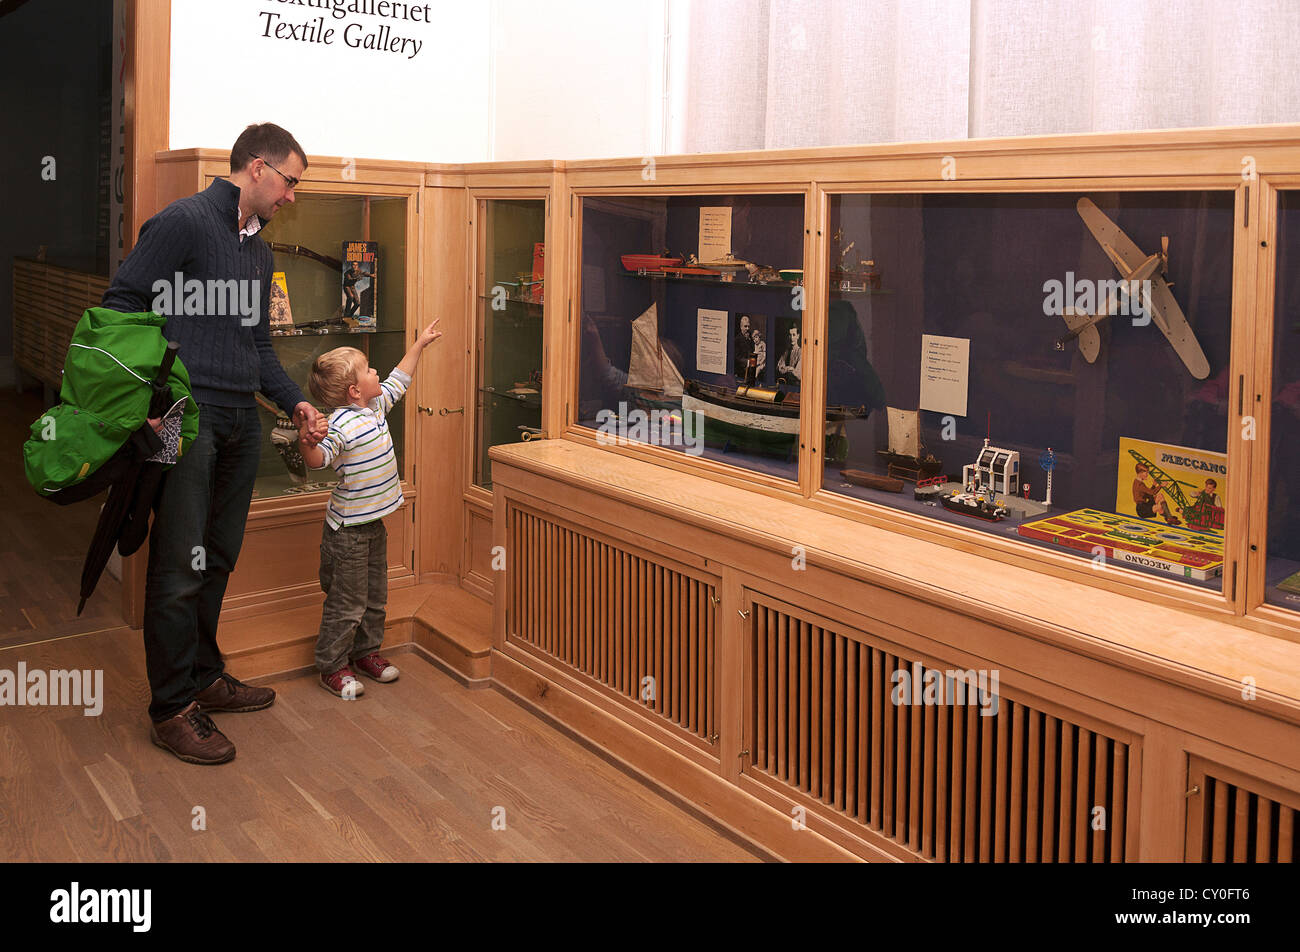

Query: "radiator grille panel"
left=748, top=601, right=1131, bottom=861
left=509, top=507, right=716, bottom=745
left=1198, top=775, right=1298, bottom=862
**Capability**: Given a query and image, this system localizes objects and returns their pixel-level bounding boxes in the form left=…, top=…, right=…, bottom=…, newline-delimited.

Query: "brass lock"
left=435, top=406, right=464, bottom=416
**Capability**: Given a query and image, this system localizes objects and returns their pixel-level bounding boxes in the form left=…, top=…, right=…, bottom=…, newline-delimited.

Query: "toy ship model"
left=621, top=253, right=683, bottom=272
left=841, top=469, right=904, bottom=493
left=620, top=303, right=865, bottom=460
left=626, top=304, right=685, bottom=412
left=682, top=380, right=865, bottom=462
left=877, top=407, right=943, bottom=481
left=941, top=487, right=1009, bottom=522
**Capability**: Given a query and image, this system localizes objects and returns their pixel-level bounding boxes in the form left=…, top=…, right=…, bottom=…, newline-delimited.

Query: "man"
left=1131, top=462, right=1180, bottom=526
left=102, top=123, right=327, bottom=764
left=733, top=313, right=754, bottom=380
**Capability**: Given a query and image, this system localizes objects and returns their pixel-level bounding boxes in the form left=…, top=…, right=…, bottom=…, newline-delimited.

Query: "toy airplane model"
left=1056, top=198, right=1211, bottom=379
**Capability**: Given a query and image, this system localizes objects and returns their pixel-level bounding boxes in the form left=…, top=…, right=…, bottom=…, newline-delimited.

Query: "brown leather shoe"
left=150, top=702, right=235, bottom=765
left=195, top=672, right=276, bottom=713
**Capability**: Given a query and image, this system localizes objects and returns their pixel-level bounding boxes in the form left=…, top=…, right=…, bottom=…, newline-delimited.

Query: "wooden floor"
left=0, top=624, right=764, bottom=862
left=2, top=389, right=126, bottom=648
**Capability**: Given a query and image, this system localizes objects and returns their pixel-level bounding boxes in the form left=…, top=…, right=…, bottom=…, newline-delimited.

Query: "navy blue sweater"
left=103, top=178, right=307, bottom=414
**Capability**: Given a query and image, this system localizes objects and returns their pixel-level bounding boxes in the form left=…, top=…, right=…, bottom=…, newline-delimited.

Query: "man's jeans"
left=315, top=519, right=387, bottom=674
left=143, top=404, right=261, bottom=721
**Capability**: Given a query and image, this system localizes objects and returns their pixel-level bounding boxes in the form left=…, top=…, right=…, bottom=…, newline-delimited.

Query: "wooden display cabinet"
left=482, top=127, right=1300, bottom=861
left=445, top=163, right=567, bottom=601
left=122, top=150, right=427, bottom=625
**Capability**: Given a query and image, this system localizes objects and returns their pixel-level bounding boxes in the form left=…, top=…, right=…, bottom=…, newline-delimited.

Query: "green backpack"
left=24, top=308, right=200, bottom=497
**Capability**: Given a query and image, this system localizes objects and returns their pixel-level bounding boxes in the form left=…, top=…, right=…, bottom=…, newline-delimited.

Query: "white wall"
left=169, top=0, right=670, bottom=163
left=489, top=0, right=667, bottom=161
left=169, top=0, right=493, bottom=162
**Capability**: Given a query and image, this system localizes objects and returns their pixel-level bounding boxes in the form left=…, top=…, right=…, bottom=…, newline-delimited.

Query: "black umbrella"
left=49, top=341, right=182, bottom=615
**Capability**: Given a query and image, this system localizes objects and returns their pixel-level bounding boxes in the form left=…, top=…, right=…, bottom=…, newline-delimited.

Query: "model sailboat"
left=877, top=407, right=943, bottom=481
left=626, top=303, right=684, bottom=406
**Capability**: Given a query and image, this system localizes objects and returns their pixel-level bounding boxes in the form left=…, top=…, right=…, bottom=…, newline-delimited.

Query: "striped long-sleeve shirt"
left=315, top=368, right=411, bottom=529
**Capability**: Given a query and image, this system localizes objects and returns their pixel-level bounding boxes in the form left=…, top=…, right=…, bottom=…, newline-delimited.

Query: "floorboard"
left=0, top=625, right=763, bottom=862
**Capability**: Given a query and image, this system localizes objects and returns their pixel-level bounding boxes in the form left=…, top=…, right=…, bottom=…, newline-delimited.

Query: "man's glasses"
left=252, top=154, right=300, bottom=189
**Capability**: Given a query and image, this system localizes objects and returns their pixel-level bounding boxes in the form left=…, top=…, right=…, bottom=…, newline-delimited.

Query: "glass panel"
left=475, top=199, right=546, bottom=490
left=577, top=194, right=806, bottom=481
left=251, top=193, right=407, bottom=502
left=825, top=191, right=1233, bottom=591
left=1266, top=190, right=1300, bottom=612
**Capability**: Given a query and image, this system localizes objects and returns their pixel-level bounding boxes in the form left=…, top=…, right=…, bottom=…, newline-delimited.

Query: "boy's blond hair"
left=308, top=346, right=366, bottom=407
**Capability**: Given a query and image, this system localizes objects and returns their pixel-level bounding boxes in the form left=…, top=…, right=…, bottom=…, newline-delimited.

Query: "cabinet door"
left=1185, top=757, right=1300, bottom=861
left=255, top=191, right=410, bottom=501
left=574, top=194, right=808, bottom=483
left=474, top=199, right=546, bottom=490
left=1264, top=189, right=1300, bottom=614
left=822, top=190, right=1234, bottom=593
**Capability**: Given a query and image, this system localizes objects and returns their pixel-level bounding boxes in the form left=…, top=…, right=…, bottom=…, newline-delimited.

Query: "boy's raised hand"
left=419, top=319, right=442, bottom=347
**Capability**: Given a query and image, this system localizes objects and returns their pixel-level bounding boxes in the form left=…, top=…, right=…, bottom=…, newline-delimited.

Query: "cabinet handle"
left=709, top=594, right=721, bottom=607
left=738, top=609, right=750, bottom=619
left=435, top=406, right=464, bottom=416
left=1185, top=785, right=1201, bottom=798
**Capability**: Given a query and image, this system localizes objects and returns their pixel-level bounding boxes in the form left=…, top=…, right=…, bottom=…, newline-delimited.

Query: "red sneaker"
left=352, top=652, right=399, bottom=683
left=320, top=666, right=364, bottom=699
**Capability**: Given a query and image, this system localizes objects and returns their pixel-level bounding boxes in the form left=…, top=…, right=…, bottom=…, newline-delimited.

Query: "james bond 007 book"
left=269, top=271, right=297, bottom=335
left=341, top=240, right=378, bottom=331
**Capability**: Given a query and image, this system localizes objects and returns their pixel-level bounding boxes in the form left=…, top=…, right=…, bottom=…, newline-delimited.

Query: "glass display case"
left=1267, top=189, right=1300, bottom=612
left=474, top=198, right=546, bottom=490
left=823, top=190, right=1234, bottom=590
left=253, top=193, right=409, bottom=500
left=575, top=194, right=807, bottom=482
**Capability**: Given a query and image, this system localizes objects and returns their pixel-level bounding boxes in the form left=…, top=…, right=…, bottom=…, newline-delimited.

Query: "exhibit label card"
left=696, top=308, right=728, bottom=374
left=919, top=334, right=969, bottom=417
left=699, top=207, right=733, bottom=262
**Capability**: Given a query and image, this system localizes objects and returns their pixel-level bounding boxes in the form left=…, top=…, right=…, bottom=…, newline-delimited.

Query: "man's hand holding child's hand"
left=296, top=409, right=329, bottom=446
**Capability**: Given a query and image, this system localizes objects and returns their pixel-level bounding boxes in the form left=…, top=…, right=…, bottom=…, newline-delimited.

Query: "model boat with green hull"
left=623, top=302, right=867, bottom=460
left=681, top=380, right=864, bottom=462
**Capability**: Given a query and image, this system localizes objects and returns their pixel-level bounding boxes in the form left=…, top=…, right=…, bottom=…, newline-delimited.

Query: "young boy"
left=299, top=320, right=442, bottom=698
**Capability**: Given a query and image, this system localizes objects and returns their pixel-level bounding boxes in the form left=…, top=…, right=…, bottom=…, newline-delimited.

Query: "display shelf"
left=619, top=269, right=803, bottom=291
left=480, top=386, right=542, bottom=409
left=269, top=327, right=405, bottom=338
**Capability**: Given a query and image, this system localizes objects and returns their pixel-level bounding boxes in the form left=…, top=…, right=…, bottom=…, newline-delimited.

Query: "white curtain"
left=673, top=0, right=1300, bottom=153
left=676, top=0, right=970, bottom=151
left=971, top=0, right=1300, bottom=136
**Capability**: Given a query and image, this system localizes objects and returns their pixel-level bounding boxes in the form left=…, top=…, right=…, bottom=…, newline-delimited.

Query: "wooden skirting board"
left=221, top=582, right=479, bottom=683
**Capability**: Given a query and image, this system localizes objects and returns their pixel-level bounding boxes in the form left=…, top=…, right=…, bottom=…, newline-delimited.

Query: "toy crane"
left=1126, top=449, right=1224, bottom=531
